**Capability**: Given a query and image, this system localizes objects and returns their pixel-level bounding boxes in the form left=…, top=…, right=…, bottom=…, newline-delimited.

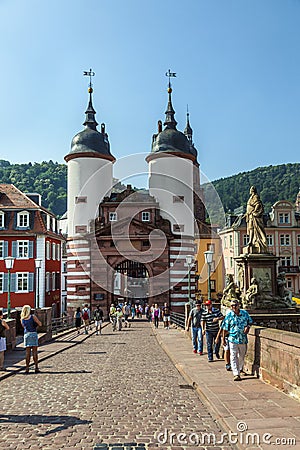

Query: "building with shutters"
left=0, top=184, right=64, bottom=314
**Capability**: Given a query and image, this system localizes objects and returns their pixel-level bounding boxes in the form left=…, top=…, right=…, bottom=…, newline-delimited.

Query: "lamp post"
left=4, top=257, right=15, bottom=319
left=204, top=250, right=214, bottom=301
left=35, top=258, right=42, bottom=310
left=185, top=254, right=194, bottom=307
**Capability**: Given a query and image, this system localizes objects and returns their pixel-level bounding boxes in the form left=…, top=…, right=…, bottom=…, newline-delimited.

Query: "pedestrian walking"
left=122, top=302, right=131, bottom=328
left=162, top=303, right=171, bottom=329
left=0, top=310, right=9, bottom=371
left=131, top=304, right=136, bottom=320
left=82, top=304, right=91, bottom=334
left=153, top=303, right=160, bottom=328
left=115, top=307, right=123, bottom=331
left=74, top=307, right=82, bottom=334
left=93, top=305, right=104, bottom=335
left=222, top=299, right=253, bottom=381
left=216, top=321, right=231, bottom=371
left=186, top=300, right=204, bottom=355
left=20, top=305, right=42, bottom=374
left=201, top=300, right=224, bottom=362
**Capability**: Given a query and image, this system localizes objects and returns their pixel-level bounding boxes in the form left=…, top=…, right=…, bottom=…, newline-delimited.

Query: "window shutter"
left=12, top=241, right=17, bottom=257
left=29, top=241, right=34, bottom=258
left=28, top=273, right=34, bottom=292
left=10, top=273, right=17, bottom=292
left=30, top=211, right=35, bottom=229
left=3, top=273, right=8, bottom=292
left=13, top=212, right=18, bottom=229
left=4, top=241, right=8, bottom=257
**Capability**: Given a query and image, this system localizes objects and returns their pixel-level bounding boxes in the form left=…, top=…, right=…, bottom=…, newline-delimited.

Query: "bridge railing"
left=170, top=311, right=186, bottom=329
left=51, top=315, right=74, bottom=335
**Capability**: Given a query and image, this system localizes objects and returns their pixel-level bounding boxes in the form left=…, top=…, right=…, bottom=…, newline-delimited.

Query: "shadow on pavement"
left=0, top=414, right=91, bottom=436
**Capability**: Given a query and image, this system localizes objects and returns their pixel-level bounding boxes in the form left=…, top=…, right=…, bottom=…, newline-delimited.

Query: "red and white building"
left=0, top=184, right=64, bottom=316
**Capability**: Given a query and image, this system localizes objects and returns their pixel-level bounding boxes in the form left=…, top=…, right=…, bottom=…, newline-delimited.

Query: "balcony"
left=278, top=265, right=300, bottom=274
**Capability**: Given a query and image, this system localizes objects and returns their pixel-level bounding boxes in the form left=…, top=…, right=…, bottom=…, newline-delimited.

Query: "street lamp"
left=185, top=254, right=194, bottom=307
left=204, top=250, right=214, bottom=301
left=35, top=258, right=42, bottom=310
left=4, top=257, right=15, bottom=319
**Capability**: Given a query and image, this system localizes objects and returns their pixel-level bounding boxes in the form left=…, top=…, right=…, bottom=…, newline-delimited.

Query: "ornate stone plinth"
left=235, top=253, right=279, bottom=297
left=234, top=253, right=296, bottom=310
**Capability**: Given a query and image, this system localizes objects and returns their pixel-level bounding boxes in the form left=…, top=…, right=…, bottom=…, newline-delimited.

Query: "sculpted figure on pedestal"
left=244, top=186, right=268, bottom=254
left=222, top=274, right=240, bottom=307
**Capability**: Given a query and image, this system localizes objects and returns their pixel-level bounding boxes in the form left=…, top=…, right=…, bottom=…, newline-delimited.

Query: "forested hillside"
left=205, top=163, right=300, bottom=224
left=0, top=160, right=299, bottom=220
left=0, top=160, right=67, bottom=216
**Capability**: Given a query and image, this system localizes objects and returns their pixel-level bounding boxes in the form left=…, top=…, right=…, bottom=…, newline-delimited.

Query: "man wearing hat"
left=222, top=300, right=253, bottom=381
left=201, top=300, right=224, bottom=362
left=186, top=300, right=205, bottom=355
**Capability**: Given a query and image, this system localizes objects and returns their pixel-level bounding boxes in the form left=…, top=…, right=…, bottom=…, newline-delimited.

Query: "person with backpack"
left=82, top=304, right=91, bottom=334
left=74, top=307, right=82, bottom=334
left=0, top=310, right=9, bottom=371
left=93, top=306, right=103, bottom=335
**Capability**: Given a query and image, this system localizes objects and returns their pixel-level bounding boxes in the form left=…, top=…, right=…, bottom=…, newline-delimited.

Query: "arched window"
left=17, top=211, right=29, bottom=228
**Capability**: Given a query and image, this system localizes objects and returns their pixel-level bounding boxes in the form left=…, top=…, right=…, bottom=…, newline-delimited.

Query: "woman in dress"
left=20, top=305, right=42, bottom=374
left=0, top=309, right=9, bottom=371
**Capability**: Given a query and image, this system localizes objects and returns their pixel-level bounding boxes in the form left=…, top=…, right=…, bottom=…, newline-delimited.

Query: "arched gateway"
left=113, top=260, right=149, bottom=307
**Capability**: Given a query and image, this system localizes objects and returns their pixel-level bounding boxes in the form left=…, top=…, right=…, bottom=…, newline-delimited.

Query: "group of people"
left=74, top=304, right=104, bottom=335
left=145, top=303, right=171, bottom=329
left=186, top=298, right=252, bottom=382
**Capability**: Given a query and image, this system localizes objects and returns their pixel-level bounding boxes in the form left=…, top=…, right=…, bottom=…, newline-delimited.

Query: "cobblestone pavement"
left=0, top=322, right=233, bottom=450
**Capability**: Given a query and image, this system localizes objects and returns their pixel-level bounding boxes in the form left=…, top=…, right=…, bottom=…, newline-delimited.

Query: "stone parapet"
left=245, top=326, right=300, bottom=400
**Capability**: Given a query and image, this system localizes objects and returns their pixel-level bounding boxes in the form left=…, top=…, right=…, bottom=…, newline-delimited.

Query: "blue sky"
left=0, top=0, right=299, bottom=184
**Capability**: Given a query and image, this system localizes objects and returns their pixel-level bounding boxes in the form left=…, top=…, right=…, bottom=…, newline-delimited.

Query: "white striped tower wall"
left=66, top=238, right=91, bottom=311
left=148, top=154, right=195, bottom=237
left=169, top=237, right=196, bottom=309
left=67, top=157, right=113, bottom=238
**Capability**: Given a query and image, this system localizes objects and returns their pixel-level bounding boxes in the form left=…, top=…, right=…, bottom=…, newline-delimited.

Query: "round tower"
left=65, top=82, right=115, bottom=238
left=146, top=77, right=199, bottom=308
left=146, top=80, right=198, bottom=237
left=64, top=75, right=115, bottom=310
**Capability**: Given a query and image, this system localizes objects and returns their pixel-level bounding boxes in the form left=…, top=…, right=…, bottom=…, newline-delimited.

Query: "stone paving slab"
left=155, top=325, right=300, bottom=450
left=0, top=321, right=233, bottom=449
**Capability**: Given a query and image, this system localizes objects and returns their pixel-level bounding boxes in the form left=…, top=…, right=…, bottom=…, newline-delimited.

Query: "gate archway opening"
left=113, top=260, right=149, bottom=307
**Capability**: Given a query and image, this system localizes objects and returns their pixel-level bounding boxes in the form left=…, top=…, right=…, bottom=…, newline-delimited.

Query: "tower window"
left=173, top=195, right=184, bottom=203
left=109, top=212, right=117, bottom=222
left=142, top=212, right=150, bottom=222
left=173, top=224, right=184, bottom=232
left=75, top=196, right=87, bottom=204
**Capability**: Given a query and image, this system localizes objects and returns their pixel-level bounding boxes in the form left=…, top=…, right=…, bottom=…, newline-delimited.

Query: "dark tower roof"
left=65, top=86, right=115, bottom=162
left=184, top=108, right=193, bottom=143
left=150, top=84, right=198, bottom=161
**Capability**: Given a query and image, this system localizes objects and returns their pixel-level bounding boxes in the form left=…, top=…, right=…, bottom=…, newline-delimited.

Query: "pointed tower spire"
left=83, top=69, right=98, bottom=130
left=184, top=105, right=193, bottom=144
left=164, top=69, right=177, bottom=129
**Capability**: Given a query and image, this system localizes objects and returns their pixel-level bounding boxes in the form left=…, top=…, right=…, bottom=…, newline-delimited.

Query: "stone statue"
left=277, top=273, right=296, bottom=307
left=242, top=277, right=259, bottom=309
left=222, top=274, right=240, bottom=307
left=244, top=186, right=268, bottom=254
left=237, top=263, right=244, bottom=292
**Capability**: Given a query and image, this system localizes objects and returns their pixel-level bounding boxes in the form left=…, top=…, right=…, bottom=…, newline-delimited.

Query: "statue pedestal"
left=235, top=253, right=279, bottom=297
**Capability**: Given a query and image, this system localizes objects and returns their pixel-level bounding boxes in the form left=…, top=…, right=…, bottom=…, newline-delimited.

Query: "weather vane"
left=165, top=69, right=176, bottom=88
left=83, top=68, right=95, bottom=88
